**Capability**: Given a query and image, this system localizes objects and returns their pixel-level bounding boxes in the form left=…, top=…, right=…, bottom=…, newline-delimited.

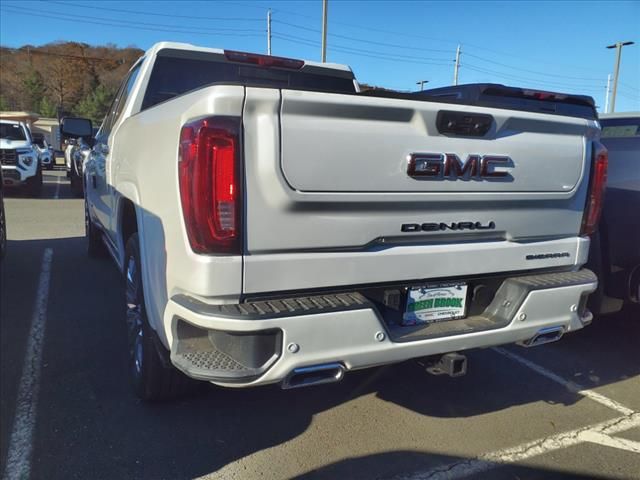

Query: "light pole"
left=604, top=74, right=611, bottom=114
left=606, top=41, right=634, bottom=113
left=416, top=80, right=429, bottom=91
left=267, top=9, right=272, bottom=55
left=453, top=45, right=461, bottom=86
left=321, top=0, right=328, bottom=62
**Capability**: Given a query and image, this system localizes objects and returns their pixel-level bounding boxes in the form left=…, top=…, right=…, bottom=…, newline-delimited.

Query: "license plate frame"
left=402, top=283, right=468, bottom=326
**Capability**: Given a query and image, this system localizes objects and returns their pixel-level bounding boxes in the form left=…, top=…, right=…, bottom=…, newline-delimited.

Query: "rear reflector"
left=224, top=50, right=304, bottom=70
left=581, top=140, right=608, bottom=236
left=178, top=117, right=242, bottom=254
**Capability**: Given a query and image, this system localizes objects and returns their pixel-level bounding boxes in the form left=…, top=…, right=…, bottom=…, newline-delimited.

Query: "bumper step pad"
left=172, top=292, right=372, bottom=320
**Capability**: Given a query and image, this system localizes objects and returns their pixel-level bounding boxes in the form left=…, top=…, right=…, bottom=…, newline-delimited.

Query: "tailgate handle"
left=436, top=111, right=493, bottom=137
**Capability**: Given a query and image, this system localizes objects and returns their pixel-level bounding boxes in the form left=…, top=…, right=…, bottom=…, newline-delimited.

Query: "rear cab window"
left=141, top=49, right=357, bottom=111
left=600, top=117, right=640, bottom=138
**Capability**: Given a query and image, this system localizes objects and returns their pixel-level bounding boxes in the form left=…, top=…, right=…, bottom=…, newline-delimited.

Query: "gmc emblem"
left=407, top=153, right=513, bottom=180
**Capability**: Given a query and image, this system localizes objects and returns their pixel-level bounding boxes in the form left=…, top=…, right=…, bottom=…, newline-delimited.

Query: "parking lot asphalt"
left=1, top=168, right=639, bottom=480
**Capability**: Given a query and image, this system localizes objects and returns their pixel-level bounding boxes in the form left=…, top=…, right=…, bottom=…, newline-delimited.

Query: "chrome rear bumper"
left=165, top=269, right=597, bottom=388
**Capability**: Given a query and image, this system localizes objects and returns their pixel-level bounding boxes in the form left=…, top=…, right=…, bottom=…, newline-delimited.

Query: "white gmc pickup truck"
left=73, top=42, right=605, bottom=401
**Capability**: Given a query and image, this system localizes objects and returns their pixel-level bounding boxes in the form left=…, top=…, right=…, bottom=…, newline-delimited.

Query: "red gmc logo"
left=407, top=153, right=513, bottom=180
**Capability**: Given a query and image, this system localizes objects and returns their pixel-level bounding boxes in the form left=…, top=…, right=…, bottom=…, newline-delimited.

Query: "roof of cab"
left=143, top=41, right=353, bottom=73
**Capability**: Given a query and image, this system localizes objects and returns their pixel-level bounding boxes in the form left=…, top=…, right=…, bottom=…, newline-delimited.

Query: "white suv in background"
left=0, top=120, right=43, bottom=196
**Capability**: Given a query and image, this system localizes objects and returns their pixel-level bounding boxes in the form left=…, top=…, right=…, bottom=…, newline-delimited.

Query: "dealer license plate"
left=402, top=283, right=468, bottom=325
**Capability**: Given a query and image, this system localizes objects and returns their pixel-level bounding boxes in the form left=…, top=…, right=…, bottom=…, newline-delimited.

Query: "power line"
left=461, top=44, right=607, bottom=75
left=618, top=81, right=640, bottom=93
left=47, top=0, right=263, bottom=22
left=215, top=0, right=272, bottom=12
left=275, top=24, right=612, bottom=92
left=273, top=19, right=452, bottom=54
left=270, top=4, right=609, bottom=75
left=273, top=31, right=451, bottom=64
left=271, top=6, right=460, bottom=46
left=464, top=64, right=604, bottom=93
left=463, top=63, right=605, bottom=94
left=273, top=18, right=616, bottom=90
left=20, top=4, right=263, bottom=33
left=463, top=52, right=605, bottom=83
left=0, top=6, right=264, bottom=37
left=463, top=64, right=602, bottom=91
left=616, top=91, right=640, bottom=102
left=273, top=34, right=450, bottom=67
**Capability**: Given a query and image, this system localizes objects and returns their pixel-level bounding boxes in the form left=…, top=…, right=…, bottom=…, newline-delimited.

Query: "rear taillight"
left=178, top=117, right=241, bottom=254
left=580, top=140, right=608, bottom=236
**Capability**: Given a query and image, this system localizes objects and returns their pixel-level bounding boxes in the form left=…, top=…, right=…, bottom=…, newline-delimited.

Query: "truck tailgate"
left=241, top=88, right=596, bottom=293
left=279, top=90, right=587, bottom=193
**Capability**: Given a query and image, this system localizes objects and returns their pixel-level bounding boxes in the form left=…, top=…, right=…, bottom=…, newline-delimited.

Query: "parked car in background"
left=587, top=112, right=640, bottom=313
left=64, top=137, right=76, bottom=175
left=0, top=119, right=43, bottom=196
left=32, top=133, right=55, bottom=170
left=69, top=137, right=91, bottom=197
left=78, top=43, right=600, bottom=402
left=61, top=117, right=94, bottom=197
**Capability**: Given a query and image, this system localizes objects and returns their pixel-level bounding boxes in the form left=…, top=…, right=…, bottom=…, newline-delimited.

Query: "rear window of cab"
left=600, top=117, right=640, bottom=138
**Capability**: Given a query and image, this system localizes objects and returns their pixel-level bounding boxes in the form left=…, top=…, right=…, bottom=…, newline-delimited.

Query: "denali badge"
left=402, top=221, right=495, bottom=232
left=407, top=153, right=512, bottom=180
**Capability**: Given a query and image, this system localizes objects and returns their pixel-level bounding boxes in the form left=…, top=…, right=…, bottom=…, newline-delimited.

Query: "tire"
left=124, top=233, right=198, bottom=401
left=85, top=199, right=107, bottom=258
left=70, top=176, right=83, bottom=197
left=70, top=169, right=83, bottom=197
left=26, top=165, right=43, bottom=197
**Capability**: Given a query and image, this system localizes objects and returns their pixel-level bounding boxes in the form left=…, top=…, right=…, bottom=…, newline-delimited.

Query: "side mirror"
left=60, top=117, right=93, bottom=138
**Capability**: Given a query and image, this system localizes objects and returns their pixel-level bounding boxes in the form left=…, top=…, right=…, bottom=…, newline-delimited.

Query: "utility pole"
left=606, top=40, right=634, bottom=113
left=321, top=0, right=328, bottom=62
left=604, top=74, right=611, bottom=114
left=416, top=80, right=429, bottom=91
left=453, top=44, right=461, bottom=86
left=267, top=9, right=272, bottom=55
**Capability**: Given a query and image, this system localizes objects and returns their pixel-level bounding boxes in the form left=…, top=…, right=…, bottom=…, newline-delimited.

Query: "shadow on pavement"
left=1, top=235, right=638, bottom=479
left=3, top=170, right=69, bottom=199
left=294, top=450, right=613, bottom=480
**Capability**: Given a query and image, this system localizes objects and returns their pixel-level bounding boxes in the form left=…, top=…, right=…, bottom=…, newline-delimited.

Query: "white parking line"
left=492, top=347, right=635, bottom=415
left=2, top=249, right=53, bottom=480
left=579, top=431, right=640, bottom=454
left=394, top=414, right=640, bottom=480
left=53, top=174, right=61, bottom=200
left=390, top=347, right=639, bottom=480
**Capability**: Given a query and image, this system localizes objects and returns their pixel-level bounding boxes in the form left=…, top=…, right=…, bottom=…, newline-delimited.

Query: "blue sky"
left=1, top=0, right=639, bottom=112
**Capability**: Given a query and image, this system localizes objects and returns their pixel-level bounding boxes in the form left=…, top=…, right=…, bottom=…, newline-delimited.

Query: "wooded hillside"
left=0, top=41, right=143, bottom=122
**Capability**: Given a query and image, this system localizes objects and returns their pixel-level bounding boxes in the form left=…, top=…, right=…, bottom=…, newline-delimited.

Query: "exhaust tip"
left=519, top=326, right=565, bottom=348
left=281, top=363, right=345, bottom=390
